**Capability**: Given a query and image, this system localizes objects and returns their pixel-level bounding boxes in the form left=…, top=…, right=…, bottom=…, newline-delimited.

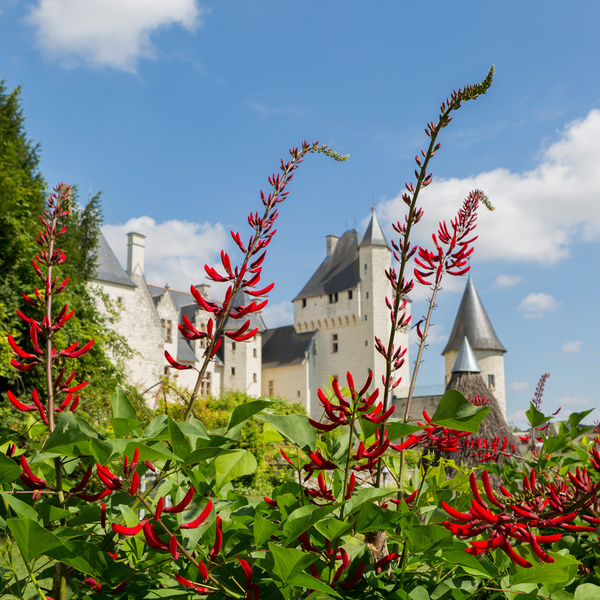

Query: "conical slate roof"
left=442, top=278, right=505, bottom=355
left=452, top=337, right=482, bottom=373
left=359, top=211, right=390, bottom=249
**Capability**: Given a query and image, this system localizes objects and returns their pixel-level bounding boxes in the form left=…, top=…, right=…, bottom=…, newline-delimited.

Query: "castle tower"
left=358, top=211, right=408, bottom=397
left=442, top=278, right=507, bottom=417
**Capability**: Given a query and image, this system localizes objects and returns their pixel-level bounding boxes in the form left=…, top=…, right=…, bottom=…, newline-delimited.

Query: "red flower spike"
left=20, top=456, right=47, bottom=489
left=308, top=418, right=339, bottom=432
left=168, top=535, right=179, bottom=559
left=101, top=503, right=106, bottom=529
left=180, top=499, right=213, bottom=529
left=441, top=501, right=472, bottom=522
left=469, top=472, right=488, bottom=509
left=130, top=447, right=139, bottom=472
left=502, top=541, right=532, bottom=568
left=481, top=470, right=504, bottom=508
left=363, top=404, right=395, bottom=424
left=96, top=463, right=122, bottom=491
left=175, top=574, right=210, bottom=593
left=144, top=460, right=157, bottom=472
left=165, top=486, right=195, bottom=513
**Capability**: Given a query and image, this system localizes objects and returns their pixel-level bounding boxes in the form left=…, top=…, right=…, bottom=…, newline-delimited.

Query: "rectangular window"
left=366, top=291, right=369, bottom=299
left=364, top=263, right=367, bottom=272
left=488, top=374, right=495, bottom=389
left=332, top=333, right=338, bottom=353
left=348, top=290, right=353, bottom=300
left=231, top=367, right=235, bottom=376
left=253, top=373, right=257, bottom=383
left=231, top=342, right=236, bottom=351
left=201, top=372, right=211, bottom=396
left=364, top=314, right=368, bottom=321
left=161, top=319, right=172, bottom=343
left=302, top=298, right=307, bottom=308
left=328, top=293, right=339, bottom=304
left=297, top=391, right=301, bottom=397
left=268, top=380, right=274, bottom=396
left=117, top=296, right=123, bottom=305
left=253, top=348, right=257, bottom=358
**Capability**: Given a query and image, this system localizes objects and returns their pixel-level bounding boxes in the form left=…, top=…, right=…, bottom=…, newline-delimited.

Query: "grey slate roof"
left=293, top=229, right=362, bottom=301
left=94, top=233, right=136, bottom=288
left=177, top=337, right=198, bottom=363
left=452, top=337, right=482, bottom=373
left=147, top=284, right=195, bottom=311
left=262, top=325, right=317, bottom=369
left=442, top=278, right=506, bottom=354
left=359, top=212, right=390, bottom=249
left=223, top=291, right=267, bottom=333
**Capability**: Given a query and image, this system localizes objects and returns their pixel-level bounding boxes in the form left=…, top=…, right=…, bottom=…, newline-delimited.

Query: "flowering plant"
left=3, top=67, right=600, bottom=600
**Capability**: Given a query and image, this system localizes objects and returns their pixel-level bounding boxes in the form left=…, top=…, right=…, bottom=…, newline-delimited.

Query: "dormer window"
left=328, top=293, right=338, bottom=304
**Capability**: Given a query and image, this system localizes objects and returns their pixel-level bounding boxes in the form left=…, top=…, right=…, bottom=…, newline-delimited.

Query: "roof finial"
left=371, top=193, right=375, bottom=214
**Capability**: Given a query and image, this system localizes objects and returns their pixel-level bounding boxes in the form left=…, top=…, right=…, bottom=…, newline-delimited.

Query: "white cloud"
left=102, top=216, right=228, bottom=291
left=408, top=322, right=447, bottom=348
left=493, top=275, right=523, bottom=289
left=509, top=381, right=529, bottom=392
left=518, top=292, right=559, bottom=318
left=555, top=394, right=594, bottom=408
left=262, top=301, right=293, bottom=328
left=26, top=0, right=202, bottom=71
left=562, top=340, right=582, bottom=353
left=379, top=109, right=600, bottom=264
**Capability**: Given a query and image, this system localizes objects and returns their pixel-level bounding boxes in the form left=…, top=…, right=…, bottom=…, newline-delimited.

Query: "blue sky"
left=1, top=1, right=599, bottom=427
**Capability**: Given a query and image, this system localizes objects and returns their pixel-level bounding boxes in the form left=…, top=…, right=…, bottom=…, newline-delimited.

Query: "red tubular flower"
left=308, top=419, right=339, bottom=432
left=175, top=574, right=210, bottom=593
left=208, top=516, right=222, bottom=561
left=155, top=497, right=164, bottom=521
left=169, top=535, right=179, bottom=560
left=82, top=577, right=101, bottom=593
left=58, top=339, right=94, bottom=358
left=143, top=521, right=169, bottom=550
left=344, top=473, right=356, bottom=500
left=238, top=558, right=253, bottom=586
left=263, top=496, right=278, bottom=507
left=375, top=552, right=399, bottom=574
left=7, top=391, right=37, bottom=412
left=128, top=471, right=140, bottom=495
left=164, top=350, right=193, bottom=370
left=76, top=489, right=111, bottom=502
left=112, top=521, right=144, bottom=536
left=96, top=463, right=122, bottom=491
left=362, top=404, right=395, bottom=424
left=165, top=486, right=195, bottom=513
left=101, top=503, right=106, bottom=529
left=69, top=465, right=93, bottom=493
left=180, top=499, right=213, bottom=529
left=299, top=532, right=319, bottom=552
left=19, top=456, right=47, bottom=489
left=197, top=559, right=209, bottom=581
left=340, top=561, right=365, bottom=588
left=280, top=449, right=295, bottom=466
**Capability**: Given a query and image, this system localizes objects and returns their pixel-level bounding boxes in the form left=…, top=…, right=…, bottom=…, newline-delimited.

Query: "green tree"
left=0, top=82, right=138, bottom=434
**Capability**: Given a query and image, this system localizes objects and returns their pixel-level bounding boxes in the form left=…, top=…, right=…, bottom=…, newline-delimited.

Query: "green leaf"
left=360, top=418, right=421, bottom=441
left=254, top=512, right=280, bottom=547
left=430, top=389, right=489, bottom=433
left=46, top=540, right=108, bottom=578
left=574, top=585, right=600, bottom=600
left=111, top=387, right=141, bottom=437
left=344, top=487, right=397, bottom=515
left=226, top=400, right=272, bottom=439
left=510, top=548, right=578, bottom=590
left=214, top=449, right=257, bottom=491
left=43, top=411, right=99, bottom=452
left=0, top=491, right=38, bottom=520
left=168, top=417, right=191, bottom=460
left=543, top=433, right=569, bottom=454
left=7, top=518, right=64, bottom=562
left=354, top=501, right=404, bottom=533
left=569, top=409, right=594, bottom=428
left=256, top=414, right=316, bottom=452
left=268, top=542, right=318, bottom=583
left=404, top=524, right=454, bottom=553
left=313, top=518, right=354, bottom=541
left=282, top=504, right=337, bottom=544
left=0, top=453, right=20, bottom=485
left=409, top=586, right=430, bottom=600
left=525, top=402, right=551, bottom=429
left=289, top=572, right=341, bottom=597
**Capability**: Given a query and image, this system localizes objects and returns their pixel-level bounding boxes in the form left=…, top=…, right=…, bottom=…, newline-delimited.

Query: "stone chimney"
left=326, top=235, right=339, bottom=257
left=126, top=232, right=146, bottom=276
left=194, top=283, right=211, bottom=298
